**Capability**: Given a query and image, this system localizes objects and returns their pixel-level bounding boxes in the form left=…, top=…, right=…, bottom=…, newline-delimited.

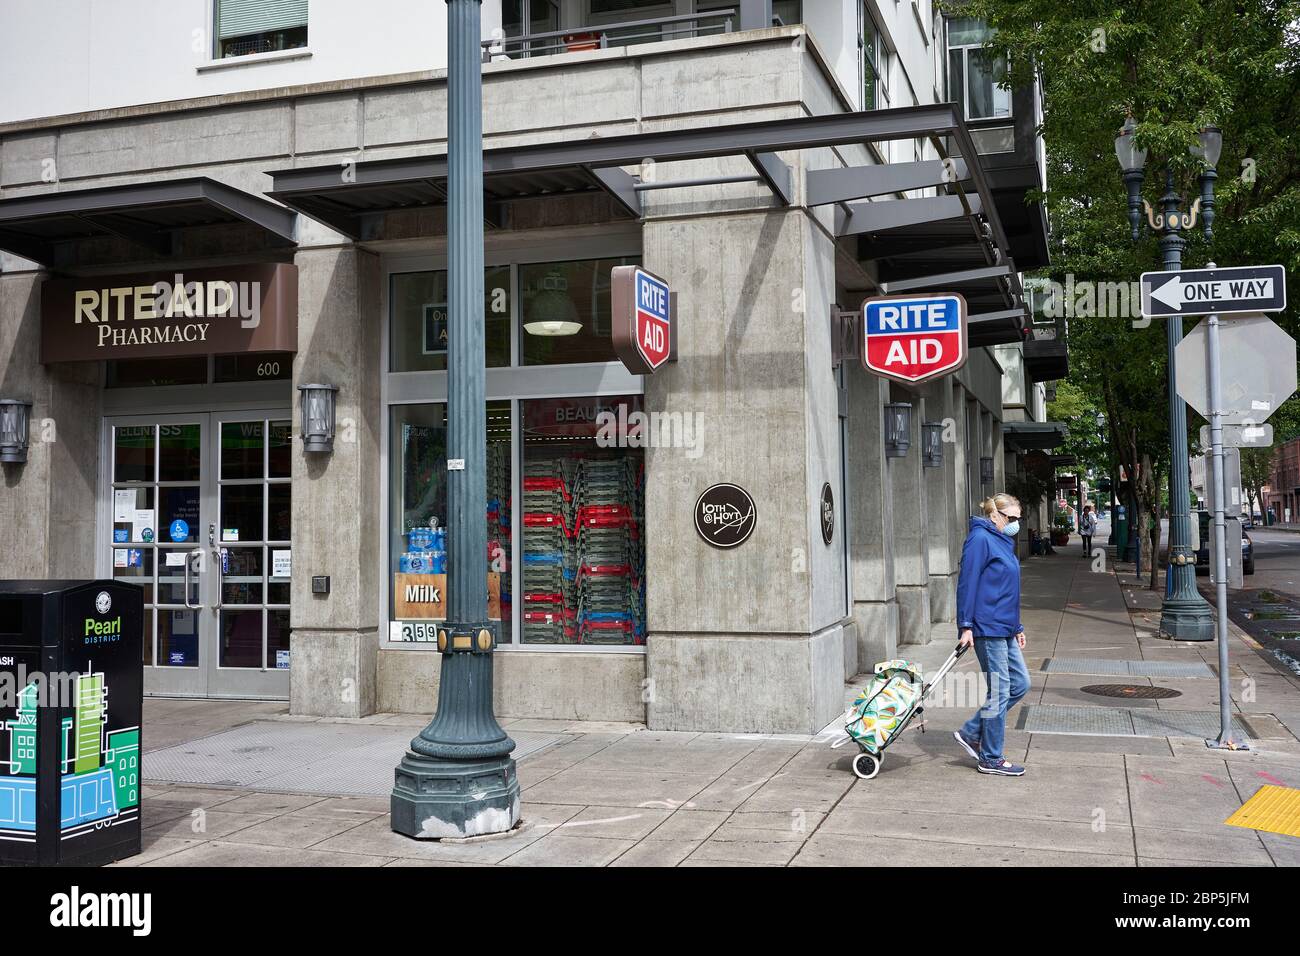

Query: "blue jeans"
left=960, top=635, right=1031, bottom=762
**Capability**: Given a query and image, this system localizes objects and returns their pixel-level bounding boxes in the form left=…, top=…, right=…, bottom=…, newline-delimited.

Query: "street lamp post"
left=391, top=0, right=520, bottom=839
left=1114, top=118, right=1219, bottom=641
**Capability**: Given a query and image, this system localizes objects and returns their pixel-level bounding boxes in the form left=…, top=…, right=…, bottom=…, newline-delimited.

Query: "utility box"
left=0, top=580, right=143, bottom=866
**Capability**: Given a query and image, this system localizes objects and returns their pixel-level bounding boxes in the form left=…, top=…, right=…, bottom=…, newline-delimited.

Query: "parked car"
left=1195, top=511, right=1254, bottom=575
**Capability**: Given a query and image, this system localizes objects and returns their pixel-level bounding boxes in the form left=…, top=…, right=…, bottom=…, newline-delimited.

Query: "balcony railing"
left=482, top=9, right=738, bottom=61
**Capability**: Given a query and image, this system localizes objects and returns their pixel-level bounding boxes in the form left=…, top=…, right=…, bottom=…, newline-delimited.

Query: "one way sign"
left=1141, top=264, right=1286, bottom=318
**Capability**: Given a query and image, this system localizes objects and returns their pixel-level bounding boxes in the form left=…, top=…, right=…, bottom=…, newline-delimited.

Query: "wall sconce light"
left=298, top=384, right=339, bottom=453
left=922, top=421, right=944, bottom=468
left=884, top=402, right=912, bottom=458
left=524, top=270, right=582, bottom=337
left=0, top=400, right=33, bottom=464
left=980, top=456, right=995, bottom=485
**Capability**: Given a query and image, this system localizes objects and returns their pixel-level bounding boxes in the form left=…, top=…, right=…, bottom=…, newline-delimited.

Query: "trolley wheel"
left=852, top=752, right=881, bottom=780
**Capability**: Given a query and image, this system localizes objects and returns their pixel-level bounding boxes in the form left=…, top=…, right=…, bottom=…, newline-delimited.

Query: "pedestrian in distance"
left=1080, top=504, right=1097, bottom=558
left=952, top=493, right=1031, bottom=776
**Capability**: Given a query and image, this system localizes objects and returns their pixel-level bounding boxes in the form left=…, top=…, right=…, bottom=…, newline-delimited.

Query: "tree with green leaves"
left=955, top=0, right=1300, bottom=587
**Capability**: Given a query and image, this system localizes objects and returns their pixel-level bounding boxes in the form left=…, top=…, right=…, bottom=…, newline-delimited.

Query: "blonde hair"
left=979, top=493, right=1021, bottom=517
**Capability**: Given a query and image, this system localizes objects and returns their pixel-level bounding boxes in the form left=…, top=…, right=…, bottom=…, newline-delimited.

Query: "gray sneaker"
left=977, top=757, right=1026, bottom=776
left=953, top=730, right=980, bottom=760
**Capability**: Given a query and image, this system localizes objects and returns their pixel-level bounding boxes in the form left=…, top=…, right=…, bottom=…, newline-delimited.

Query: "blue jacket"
left=956, top=516, right=1023, bottom=637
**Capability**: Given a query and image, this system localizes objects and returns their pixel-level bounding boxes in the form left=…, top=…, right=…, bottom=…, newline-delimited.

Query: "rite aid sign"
left=612, top=266, right=676, bottom=374
left=861, top=293, right=968, bottom=384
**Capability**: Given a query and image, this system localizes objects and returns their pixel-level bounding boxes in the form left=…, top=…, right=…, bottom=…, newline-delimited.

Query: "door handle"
left=184, top=548, right=203, bottom=610
left=212, top=546, right=225, bottom=611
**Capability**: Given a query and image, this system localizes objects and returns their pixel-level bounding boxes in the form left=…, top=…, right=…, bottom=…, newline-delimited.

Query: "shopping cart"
left=837, top=641, right=971, bottom=780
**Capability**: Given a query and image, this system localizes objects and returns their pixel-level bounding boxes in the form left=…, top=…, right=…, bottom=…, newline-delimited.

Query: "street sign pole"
left=1203, top=283, right=1248, bottom=750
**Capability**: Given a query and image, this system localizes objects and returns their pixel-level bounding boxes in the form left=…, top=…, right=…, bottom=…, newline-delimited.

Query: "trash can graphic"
left=0, top=580, right=143, bottom=866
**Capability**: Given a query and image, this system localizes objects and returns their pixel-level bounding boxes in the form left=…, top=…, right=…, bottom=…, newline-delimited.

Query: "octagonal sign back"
left=1174, top=314, right=1298, bottom=424
left=861, top=293, right=968, bottom=384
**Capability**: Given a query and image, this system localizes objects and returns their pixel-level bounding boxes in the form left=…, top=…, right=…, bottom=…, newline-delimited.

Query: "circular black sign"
left=694, top=483, right=757, bottom=549
left=820, top=482, right=835, bottom=545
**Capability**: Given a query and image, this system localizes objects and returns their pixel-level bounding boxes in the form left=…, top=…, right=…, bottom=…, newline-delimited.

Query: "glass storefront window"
left=520, top=395, right=645, bottom=645
left=520, top=257, right=637, bottom=366
left=390, top=267, right=511, bottom=372
left=389, top=401, right=513, bottom=643
left=106, top=357, right=208, bottom=389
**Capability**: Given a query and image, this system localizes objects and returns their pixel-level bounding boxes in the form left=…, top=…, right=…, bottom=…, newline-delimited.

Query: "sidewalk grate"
left=143, top=721, right=568, bottom=797
left=1019, top=704, right=1251, bottom=740
left=1043, top=657, right=1214, bottom=679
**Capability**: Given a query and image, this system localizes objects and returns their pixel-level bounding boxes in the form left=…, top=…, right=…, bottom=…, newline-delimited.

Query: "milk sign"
left=612, top=266, right=675, bottom=374
left=861, top=293, right=968, bottom=384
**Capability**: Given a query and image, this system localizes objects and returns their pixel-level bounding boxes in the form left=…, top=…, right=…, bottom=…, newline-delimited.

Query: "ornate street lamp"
left=391, top=0, right=519, bottom=839
left=1113, top=114, right=1217, bottom=641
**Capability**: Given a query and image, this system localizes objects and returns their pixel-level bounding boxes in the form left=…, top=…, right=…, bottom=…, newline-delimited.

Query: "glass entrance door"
left=103, top=411, right=292, bottom=699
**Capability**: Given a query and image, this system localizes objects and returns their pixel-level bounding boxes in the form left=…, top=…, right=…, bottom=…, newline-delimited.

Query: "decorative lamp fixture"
left=1114, top=115, right=1148, bottom=241
left=884, top=402, right=912, bottom=458
left=1113, top=115, right=1147, bottom=173
left=0, top=400, right=33, bottom=464
left=298, top=384, right=339, bottom=453
left=523, top=270, right=582, bottom=337
left=1191, top=125, right=1221, bottom=239
left=921, top=421, right=944, bottom=468
left=980, top=456, right=995, bottom=485
left=1190, top=125, right=1222, bottom=168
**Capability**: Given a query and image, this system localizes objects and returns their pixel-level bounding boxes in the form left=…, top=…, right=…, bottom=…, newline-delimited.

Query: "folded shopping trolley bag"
left=844, top=659, right=924, bottom=755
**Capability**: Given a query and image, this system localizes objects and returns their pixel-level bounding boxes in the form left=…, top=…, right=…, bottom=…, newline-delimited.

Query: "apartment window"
left=772, top=1, right=802, bottom=25
left=947, top=16, right=1011, bottom=121
left=215, top=0, right=308, bottom=59
left=862, top=9, right=890, bottom=111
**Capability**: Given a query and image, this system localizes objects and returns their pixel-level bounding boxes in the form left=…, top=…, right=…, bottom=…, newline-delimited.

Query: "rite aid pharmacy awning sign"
left=1140, top=264, right=1286, bottom=318
left=612, top=265, right=675, bottom=375
left=861, top=293, right=968, bottom=384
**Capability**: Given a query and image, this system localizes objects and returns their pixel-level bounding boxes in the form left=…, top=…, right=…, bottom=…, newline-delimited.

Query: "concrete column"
left=0, top=267, right=100, bottom=579
left=925, top=378, right=958, bottom=625
left=846, top=371, right=897, bottom=670
left=290, top=246, right=382, bottom=718
left=890, top=384, right=930, bottom=645
left=641, top=208, right=846, bottom=734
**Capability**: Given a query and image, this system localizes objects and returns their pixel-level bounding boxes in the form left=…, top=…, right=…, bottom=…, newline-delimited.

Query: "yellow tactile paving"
left=1223, top=785, right=1300, bottom=838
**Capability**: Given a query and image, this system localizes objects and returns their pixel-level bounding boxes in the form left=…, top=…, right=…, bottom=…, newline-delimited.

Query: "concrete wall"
left=0, top=270, right=101, bottom=579
left=0, top=0, right=506, bottom=124
left=289, top=246, right=382, bottom=717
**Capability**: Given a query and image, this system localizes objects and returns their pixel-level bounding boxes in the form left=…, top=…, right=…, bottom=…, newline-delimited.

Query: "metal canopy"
left=1003, top=421, right=1068, bottom=452
left=0, top=177, right=297, bottom=265
left=264, top=103, right=1025, bottom=343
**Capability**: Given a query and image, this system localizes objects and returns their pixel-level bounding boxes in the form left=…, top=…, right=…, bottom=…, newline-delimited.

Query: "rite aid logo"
left=95, top=591, right=112, bottom=615
left=694, top=483, right=756, bottom=549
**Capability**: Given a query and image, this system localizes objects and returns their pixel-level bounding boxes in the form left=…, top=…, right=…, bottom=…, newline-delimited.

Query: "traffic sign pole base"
left=1206, top=737, right=1251, bottom=752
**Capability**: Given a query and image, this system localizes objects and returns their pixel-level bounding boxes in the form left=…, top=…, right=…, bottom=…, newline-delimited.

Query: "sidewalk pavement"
left=127, top=541, right=1300, bottom=867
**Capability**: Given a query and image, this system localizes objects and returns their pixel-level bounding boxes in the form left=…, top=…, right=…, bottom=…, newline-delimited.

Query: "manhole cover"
left=1081, top=684, right=1182, bottom=700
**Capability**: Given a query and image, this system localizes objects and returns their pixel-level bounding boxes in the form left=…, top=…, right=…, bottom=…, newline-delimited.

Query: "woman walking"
left=1080, top=504, right=1097, bottom=557
left=952, top=493, right=1031, bottom=776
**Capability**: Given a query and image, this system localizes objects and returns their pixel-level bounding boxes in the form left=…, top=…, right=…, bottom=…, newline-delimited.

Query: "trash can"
left=0, top=580, right=143, bottom=866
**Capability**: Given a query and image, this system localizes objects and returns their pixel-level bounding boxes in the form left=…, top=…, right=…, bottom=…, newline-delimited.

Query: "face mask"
left=1002, top=520, right=1020, bottom=537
